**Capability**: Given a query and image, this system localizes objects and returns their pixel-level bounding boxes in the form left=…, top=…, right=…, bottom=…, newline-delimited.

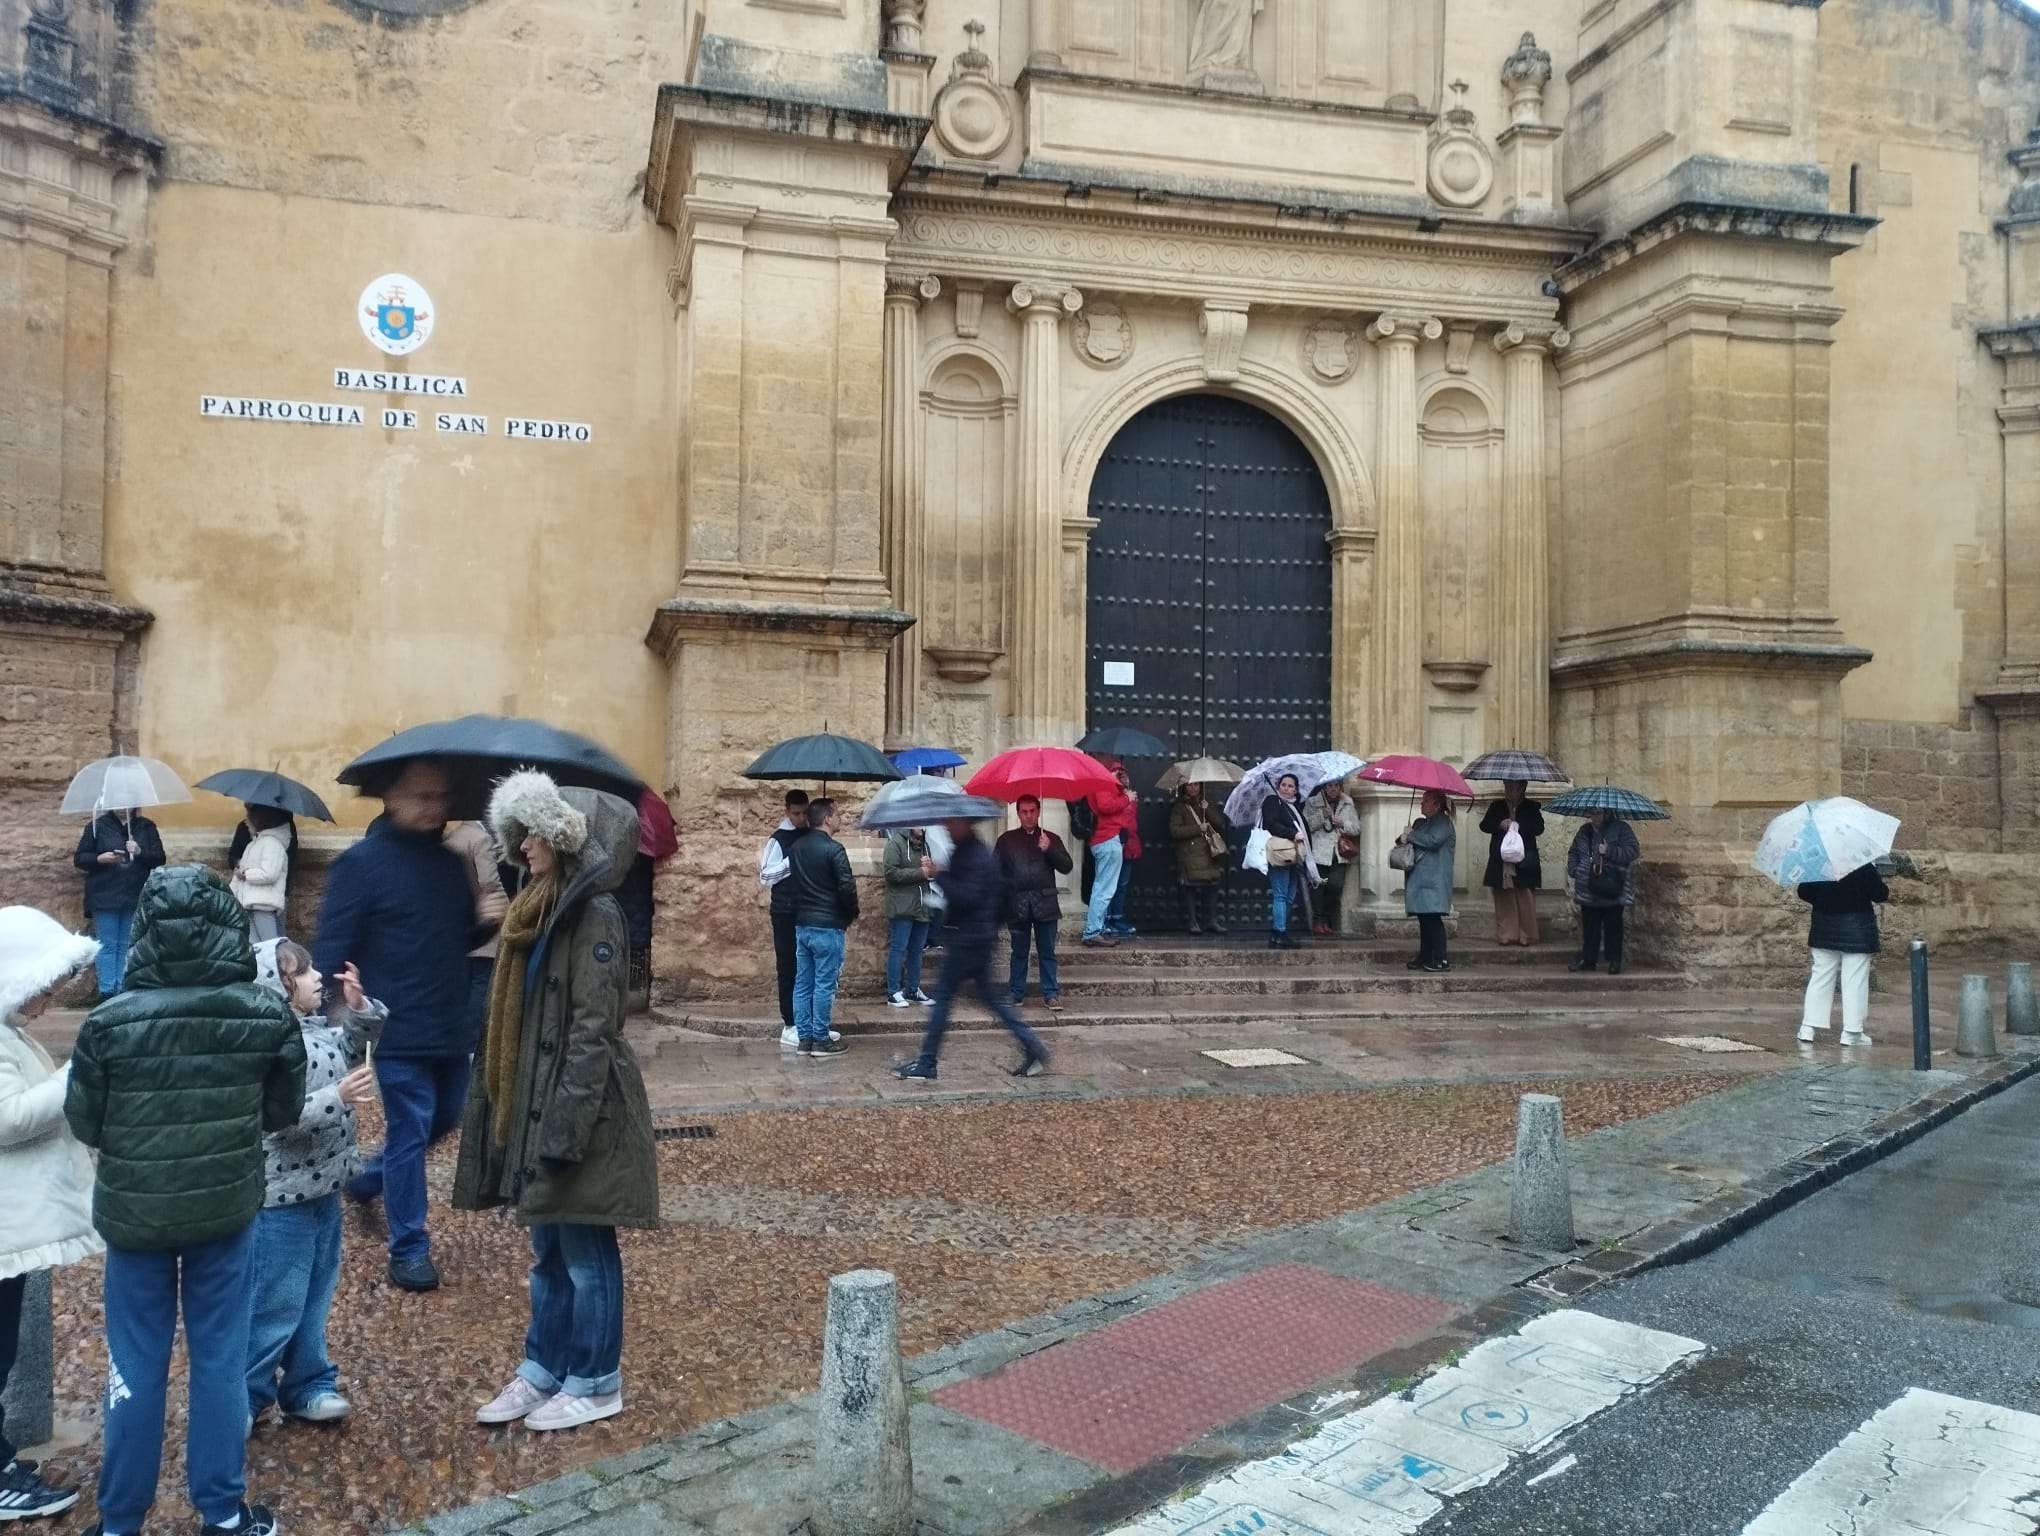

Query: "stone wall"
left=1841, top=716, right=2001, bottom=855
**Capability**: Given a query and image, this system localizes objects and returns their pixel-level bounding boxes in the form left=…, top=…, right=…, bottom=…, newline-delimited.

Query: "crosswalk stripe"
left=1741, top=1387, right=2040, bottom=1536
left=1109, top=1310, right=1704, bottom=1535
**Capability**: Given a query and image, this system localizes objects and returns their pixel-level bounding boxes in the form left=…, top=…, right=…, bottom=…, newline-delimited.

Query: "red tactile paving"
left=932, top=1262, right=1461, bottom=1473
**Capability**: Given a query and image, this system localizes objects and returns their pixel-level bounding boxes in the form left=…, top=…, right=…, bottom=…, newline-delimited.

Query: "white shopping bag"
left=1500, top=825, right=1526, bottom=865
left=1244, top=826, right=1272, bottom=874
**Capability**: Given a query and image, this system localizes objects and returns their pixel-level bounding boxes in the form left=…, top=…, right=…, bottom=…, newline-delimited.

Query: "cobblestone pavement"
left=20, top=992, right=1841, bottom=1536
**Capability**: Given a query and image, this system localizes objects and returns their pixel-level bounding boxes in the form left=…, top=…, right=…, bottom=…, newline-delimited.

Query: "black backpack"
left=1066, top=798, right=1097, bottom=844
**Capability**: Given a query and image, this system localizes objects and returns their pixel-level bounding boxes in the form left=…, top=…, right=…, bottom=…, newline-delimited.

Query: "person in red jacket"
left=1081, top=763, right=1140, bottom=947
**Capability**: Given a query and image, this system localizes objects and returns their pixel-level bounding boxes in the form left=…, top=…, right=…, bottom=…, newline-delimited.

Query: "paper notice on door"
left=1102, top=662, right=1136, bottom=687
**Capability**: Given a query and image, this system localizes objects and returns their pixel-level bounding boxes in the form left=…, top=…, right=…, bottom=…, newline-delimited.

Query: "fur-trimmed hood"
left=490, top=772, right=637, bottom=901
left=0, top=906, right=99, bottom=1024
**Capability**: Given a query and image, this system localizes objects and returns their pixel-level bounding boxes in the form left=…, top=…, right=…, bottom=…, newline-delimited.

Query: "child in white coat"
left=230, top=806, right=293, bottom=944
left=0, top=906, right=105, bottom=1520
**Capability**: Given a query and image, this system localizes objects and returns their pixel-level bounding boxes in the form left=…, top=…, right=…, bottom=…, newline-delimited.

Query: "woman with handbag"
left=1169, top=783, right=1229, bottom=935
left=1304, top=781, right=1362, bottom=936
left=1393, top=790, right=1457, bottom=971
left=1478, top=780, right=1545, bottom=947
left=1566, top=808, right=1640, bottom=975
left=1257, top=774, right=1318, bottom=950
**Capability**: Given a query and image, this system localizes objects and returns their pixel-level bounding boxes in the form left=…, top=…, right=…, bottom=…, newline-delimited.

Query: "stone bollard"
left=2008, top=963, right=2040, bottom=1037
left=812, top=1269, right=913, bottom=1536
left=1957, top=974, right=1999, bottom=1059
left=0, top=1270, right=53, bottom=1450
left=1509, top=1094, right=1575, bottom=1251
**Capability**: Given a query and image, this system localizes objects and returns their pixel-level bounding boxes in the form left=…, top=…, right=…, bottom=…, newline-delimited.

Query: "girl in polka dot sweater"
left=244, top=939, right=386, bottom=1427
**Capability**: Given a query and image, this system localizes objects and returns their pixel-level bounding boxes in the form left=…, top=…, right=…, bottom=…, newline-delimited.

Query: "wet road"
left=1436, top=1073, right=2040, bottom=1534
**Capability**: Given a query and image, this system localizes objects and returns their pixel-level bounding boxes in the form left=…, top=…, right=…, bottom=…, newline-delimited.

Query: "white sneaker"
left=476, top=1376, right=550, bottom=1425
left=288, top=1391, right=352, bottom=1422
left=828, top=1028, right=842, bottom=1041
left=910, top=991, right=933, bottom=1005
left=779, top=1026, right=800, bottom=1050
left=1840, top=1030, right=1872, bottom=1046
left=887, top=991, right=911, bottom=1008
left=524, top=1389, right=623, bottom=1432
left=1796, top=1024, right=1818, bottom=1043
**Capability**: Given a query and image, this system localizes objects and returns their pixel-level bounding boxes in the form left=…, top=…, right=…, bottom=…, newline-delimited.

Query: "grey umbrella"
left=860, top=791, right=1003, bottom=832
left=338, top=715, right=642, bottom=821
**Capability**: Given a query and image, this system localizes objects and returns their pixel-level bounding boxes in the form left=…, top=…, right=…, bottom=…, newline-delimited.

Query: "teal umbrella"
left=742, top=733, right=900, bottom=784
left=1546, top=786, right=1669, bottom=821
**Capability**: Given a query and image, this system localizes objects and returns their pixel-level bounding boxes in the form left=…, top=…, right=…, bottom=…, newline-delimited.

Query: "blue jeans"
left=886, top=918, right=929, bottom=996
left=518, top=1223, right=623, bottom=1398
left=1082, top=839, right=1124, bottom=940
left=92, top=907, right=135, bottom=995
left=1107, top=858, right=1135, bottom=933
left=246, top=1196, right=342, bottom=1415
left=0, top=1272, right=23, bottom=1465
left=911, top=942, right=1046, bottom=1071
left=794, top=926, right=847, bottom=1042
left=99, top=1223, right=256, bottom=1532
left=1008, top=921, right=1060, bottom=1002
left=1269, top=865, right=1302, bottom=935
left=348, top=1053, right=470, bottom=1262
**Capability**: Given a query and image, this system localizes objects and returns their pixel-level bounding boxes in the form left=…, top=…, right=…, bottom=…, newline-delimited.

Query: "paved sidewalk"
left=398, top=1037, right=2039, bottom=1536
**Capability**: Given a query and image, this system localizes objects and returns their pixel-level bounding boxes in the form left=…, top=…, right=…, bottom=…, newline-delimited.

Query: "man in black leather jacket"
left=786, top=799, right=857, bottom=1057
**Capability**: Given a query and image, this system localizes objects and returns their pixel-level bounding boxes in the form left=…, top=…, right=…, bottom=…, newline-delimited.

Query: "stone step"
left=1050, top=938, right=1600, bottom=971
left=1048, top=965, right=1679, bottom=999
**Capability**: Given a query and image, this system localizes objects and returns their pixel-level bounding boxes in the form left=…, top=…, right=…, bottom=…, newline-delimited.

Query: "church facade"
left=3, top=0, right=2038, bottom=991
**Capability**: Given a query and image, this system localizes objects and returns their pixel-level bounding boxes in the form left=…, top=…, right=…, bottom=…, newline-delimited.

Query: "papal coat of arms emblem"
left=358, top=273, right=435, bottom=357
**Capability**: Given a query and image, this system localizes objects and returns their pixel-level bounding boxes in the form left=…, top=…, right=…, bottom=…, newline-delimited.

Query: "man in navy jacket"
left=313, top=761, right=476, bottom=1291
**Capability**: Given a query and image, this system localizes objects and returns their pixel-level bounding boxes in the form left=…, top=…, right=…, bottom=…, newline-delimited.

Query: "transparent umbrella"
left=60, top=756, right=191, bottom=816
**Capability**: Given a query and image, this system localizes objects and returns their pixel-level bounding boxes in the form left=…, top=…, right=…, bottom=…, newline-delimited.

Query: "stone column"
left=1008, top=280, right=1083, bottom=746
left=882, top=272, right=940, bottom=746
left=1028, top=0, right=1061, bottom=68
left=1367, top=311, right=1440, bottom=754
left=1493, top=321, right=1566, bottom=751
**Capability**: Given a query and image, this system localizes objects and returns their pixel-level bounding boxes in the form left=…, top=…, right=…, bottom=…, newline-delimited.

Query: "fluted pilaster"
left=1493, top=320, right=1566, bottom=751
left=1367, top=310, right=1440, bottom=753
left=1009, top=280, right=1083, bottom=744
left=881, top=272, right=940, bottom=744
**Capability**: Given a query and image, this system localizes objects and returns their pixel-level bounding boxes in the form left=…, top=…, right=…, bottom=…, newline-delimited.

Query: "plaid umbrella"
left=1462, top=750, right=1568, bottom=784
left=1546, top=785, right=1669, bottom=821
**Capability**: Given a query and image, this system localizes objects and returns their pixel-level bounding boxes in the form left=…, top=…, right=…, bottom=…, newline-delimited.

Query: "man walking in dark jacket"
left=896, top=817, right=1050, bottom=1082
left=65, top=866, right=305, bottom=1536
left=786, top=798, right=856, bottom=1057
left=995, top=795, right=1072, bottom=1011
left=312, top=761, right=475, bottom=1291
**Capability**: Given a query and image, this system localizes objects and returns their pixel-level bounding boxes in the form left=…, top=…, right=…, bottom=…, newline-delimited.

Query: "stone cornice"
left=645, top=597, right=914, bottom=662
left=1983, top=323, right=2040, bottom=357
left=890, top=184, right=1578, bottom=323
left=0, top=581, right=152, bottom=635
left=1552, top=625, right=1870, bottom=683
left=1557, top=202, right=1877, bottom=292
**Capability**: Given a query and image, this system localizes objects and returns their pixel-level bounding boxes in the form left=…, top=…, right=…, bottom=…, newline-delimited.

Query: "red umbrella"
left=637, top=786, right=678, bottom=860
left=1358, top=754, right=1475, bottom=799
left=966, top=746, right=1117, bottom=803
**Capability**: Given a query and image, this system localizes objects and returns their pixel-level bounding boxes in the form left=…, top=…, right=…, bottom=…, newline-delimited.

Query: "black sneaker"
left=805, top=1037, right=849, bottom=1057
left=388, top=1254, right=440, bottom=1292
left=893, top=1060, right=938, bottom=1081
left=0, top=1459, right=79, bottom=1520
left=199, top=1502, right=280, bottom=1536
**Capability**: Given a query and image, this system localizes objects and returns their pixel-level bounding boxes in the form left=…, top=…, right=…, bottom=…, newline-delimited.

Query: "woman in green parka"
left=455, top=771, right=657, bottom=1435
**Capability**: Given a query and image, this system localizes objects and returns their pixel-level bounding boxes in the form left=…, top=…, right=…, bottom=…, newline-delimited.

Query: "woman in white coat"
left=0, top=906, right=105, bottom=1520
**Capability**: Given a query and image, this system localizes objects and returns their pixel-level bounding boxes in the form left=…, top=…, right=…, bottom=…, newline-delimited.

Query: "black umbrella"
left=339, top=715, right=643, bottom=820
left=1078, top=725, right=1171, bottom=759
left=742, top=733, right=900, bottom=784
left=195, top=769, right=334, bottom=822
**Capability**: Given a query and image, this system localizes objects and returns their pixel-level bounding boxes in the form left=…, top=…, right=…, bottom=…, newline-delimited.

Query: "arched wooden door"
left=1085, top=393, right=1334, bottom=932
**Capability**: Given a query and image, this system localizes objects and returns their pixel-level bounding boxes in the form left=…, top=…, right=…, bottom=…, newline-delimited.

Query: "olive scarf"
left=484, top=879, right=552, bottom=1145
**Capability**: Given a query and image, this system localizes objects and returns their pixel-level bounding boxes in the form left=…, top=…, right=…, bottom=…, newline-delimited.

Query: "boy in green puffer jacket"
left=64, top=866, right=306, bottom=1536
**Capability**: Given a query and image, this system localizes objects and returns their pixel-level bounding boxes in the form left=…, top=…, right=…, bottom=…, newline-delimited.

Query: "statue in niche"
left=1187, top=0, right=1265, bottom=93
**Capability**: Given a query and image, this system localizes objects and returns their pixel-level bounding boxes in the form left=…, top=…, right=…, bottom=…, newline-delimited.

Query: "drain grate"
left=653, top=1124, right=717, bottom=1141
left=1654, top=1034, right=1767, bottom=1054
left=1201, top=1047, right=1311, bottom=1068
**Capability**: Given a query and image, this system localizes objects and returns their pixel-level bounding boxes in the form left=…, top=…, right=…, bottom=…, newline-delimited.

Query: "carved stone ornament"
left=1200, top=301, right=1250, bottom=383
left=883, top=0, right=927, bottom=55
left=1074, top=303, right=1134, bottom=368
left=924, top=645, right=1001, bottom=683
left=1187, top=0, right=1265, bottom=95
left=953, top=282, right=985, bottom=338
left=1302, top=319, right=1359, bottom=383
left=1500, top=33, right=1553, bottom=128
left=1427, top=80, right=1495, bottom=211
left=932, top=20, right=1014, bottom=162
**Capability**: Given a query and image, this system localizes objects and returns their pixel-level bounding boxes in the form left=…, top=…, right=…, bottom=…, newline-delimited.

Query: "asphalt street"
left=1434, top=1073, right=2040, bottom=1535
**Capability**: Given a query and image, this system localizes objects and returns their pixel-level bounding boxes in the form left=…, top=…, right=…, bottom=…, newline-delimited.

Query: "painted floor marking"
left=1654, top=1034, right=1768, bottom=1053
left=1741, top=1387, right=2040, bottom=1535
left=1202, top=1048, right=1312, bottom=1068
left=1108, top=1310, right=1703, bottom=1535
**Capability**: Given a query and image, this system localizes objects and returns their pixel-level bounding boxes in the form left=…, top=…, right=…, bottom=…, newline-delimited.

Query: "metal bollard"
left=2008, top=962, right=2039, bottom=1037
left=1910, top=939, right=1931, bottom=1071
left=1508, top=1094, right=1575, bottom=1252
left=1957, top=974, right=1999, bottom=1059
left=812, top=1269, right=914, bottom=1536
left=0, top=1270, right=53, bottom=1450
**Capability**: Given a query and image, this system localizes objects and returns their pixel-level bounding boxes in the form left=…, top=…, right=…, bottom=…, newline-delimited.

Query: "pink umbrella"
left=637, top=786, right=678, bottom=860
left=1358, top=754, right=1474, bottom=799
